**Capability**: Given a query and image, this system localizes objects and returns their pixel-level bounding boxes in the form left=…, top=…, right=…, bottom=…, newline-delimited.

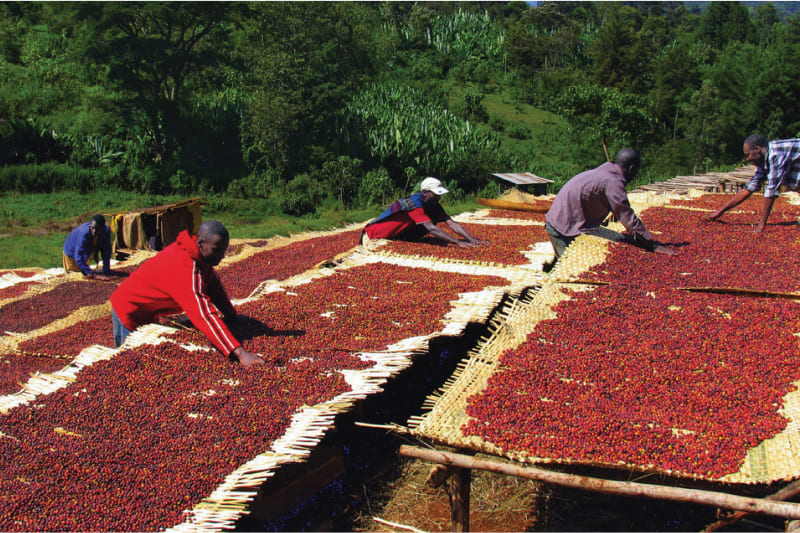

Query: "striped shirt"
left=746, top=138, right=800, bottom=198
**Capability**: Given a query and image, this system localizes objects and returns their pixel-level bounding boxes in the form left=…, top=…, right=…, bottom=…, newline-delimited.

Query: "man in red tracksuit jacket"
left=110, top=220, right=264, bottom=367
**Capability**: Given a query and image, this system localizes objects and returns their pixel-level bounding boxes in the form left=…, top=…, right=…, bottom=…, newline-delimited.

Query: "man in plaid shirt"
left=706, top=134, right=800, bottom=232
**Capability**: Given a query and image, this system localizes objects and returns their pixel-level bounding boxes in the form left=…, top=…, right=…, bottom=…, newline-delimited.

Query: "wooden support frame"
left=448, top=466, right=470, bottom=532
left=399, top=445, right=800, bottom=531
left=704, top=478, right=800, bottom=531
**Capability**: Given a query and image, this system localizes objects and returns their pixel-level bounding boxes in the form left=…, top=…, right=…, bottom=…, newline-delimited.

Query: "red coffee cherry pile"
left=0, top=352, right=67, bottom=396
left=0, top=281, right=38, bottom=302
left=485, top=209, right=547, bottom=221
left=384, top=223, right=548, bottom=265
left=218, top=230, right=363, bottom=299
left=463, top=196, right=800, bottom=479
left=17, top=317, right=112, bottom=358
left=0, top=280, right=120, bottom=334
left=0, top=341, right=352, bottom=531
left=174, top=263, right=505, bottom=364
left=590, top=198, right=800, bottom=292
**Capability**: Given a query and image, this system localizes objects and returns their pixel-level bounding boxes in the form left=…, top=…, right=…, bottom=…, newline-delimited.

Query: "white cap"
left=420, top=177, right=449, bottom=195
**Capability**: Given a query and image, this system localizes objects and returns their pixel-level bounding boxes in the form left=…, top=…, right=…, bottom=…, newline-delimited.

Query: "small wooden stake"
left=448, top=467, right=471, bottom=532
left=679, top=286, right=800, bottom=300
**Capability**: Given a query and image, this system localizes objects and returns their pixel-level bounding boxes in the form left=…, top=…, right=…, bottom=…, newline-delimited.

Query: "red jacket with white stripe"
left=110, top=230, right=241, bottom=355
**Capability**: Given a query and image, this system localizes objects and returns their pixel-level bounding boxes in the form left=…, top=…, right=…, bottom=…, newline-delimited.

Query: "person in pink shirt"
left=545, top=148, right=676, bottom=262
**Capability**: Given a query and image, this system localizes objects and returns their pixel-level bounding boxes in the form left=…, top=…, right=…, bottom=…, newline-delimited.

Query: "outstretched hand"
left=232, top=346, right=265, bottom=367
left=653, top=243, right=677, bottom=256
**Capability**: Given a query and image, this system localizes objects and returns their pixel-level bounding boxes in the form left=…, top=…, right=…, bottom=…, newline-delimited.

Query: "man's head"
left=614, top=148, right=642, bottom=183
left=90, top=214, right=106, bottom=235
left=743, top=134, right=767, bottom=166
left=420, top=177, right=449, bottom=203
left=196, top=220, right=230, bottom=267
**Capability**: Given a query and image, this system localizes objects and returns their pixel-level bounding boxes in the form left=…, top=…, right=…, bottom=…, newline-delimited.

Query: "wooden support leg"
left=448, top=467, right=471, bottom=532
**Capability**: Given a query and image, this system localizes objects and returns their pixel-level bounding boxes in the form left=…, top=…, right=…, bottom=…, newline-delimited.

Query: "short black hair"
left=198, top=219, right=229, bottom=241
left=744, top=133, right=767, bottom=149
left=615, top=148, right=642, bottom=168
left=91, top=214, right=106, bottom=228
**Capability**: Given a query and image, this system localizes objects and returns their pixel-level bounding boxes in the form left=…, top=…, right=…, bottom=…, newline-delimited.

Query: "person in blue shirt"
left=62, top=214, right=114, bottom=279
left=705, top=134, right=800, bottom=233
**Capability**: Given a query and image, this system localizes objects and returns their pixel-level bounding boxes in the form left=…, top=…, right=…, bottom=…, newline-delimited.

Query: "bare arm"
left=705, top=189, right=753, bottom=221
left=421, top=221, right=473, bottom=247
left=445, top=219, right=489, bottom=246
left=756, top=196, right=777, bottom=233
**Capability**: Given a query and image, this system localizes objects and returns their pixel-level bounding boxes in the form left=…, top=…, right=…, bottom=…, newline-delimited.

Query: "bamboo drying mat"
left=407, top=232, right=610, bottom=462
left=166, top=245, right=529, bottom=529
left=359, top=209, right=554, bottom=287
left=0, top=226, right=368, bottom=410
left=408, top=200, right=800, bottom=485
left=0, top=267, right=64, bottom=290
left=1, top=226, right=523, bottom=531
left=219, top=222, right=367, bottom=268
left=100, top=256, right=510, bottom=530
left=106, top=321, right=425, bottom=532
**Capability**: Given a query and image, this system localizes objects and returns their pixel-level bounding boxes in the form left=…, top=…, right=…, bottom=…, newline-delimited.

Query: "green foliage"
left=341, top=82, right=501, bottom=188
left=237, top=3, right=381, bottom=178
left=226, top=168, right=281, bottom=199
left=358, top=167, right=396, bottom=207
left=1, top=117, right=72, bottom=165
left=505, top=3, right=591, bottom=76
left=697, top=2, right=755, bottom=48
left=589, top=5, right=650, bottom=93
left=321, top=156, right=364, bottom=208
left=457, top=91, right=489, bottom=123
left=488, top=116, right=506, bottom=132
left=426, top=8, right=505, bottom=63
left=506, top=123, right=531, bottom=140
left=4, top=0, right=800, bottom=203
left=90, top=3, right=231, bottom=164
left=0, top=163, right=93, bottom=192
left=279, top=172, right=330, bottom=217
left=556, top=85, right=655, bottom=154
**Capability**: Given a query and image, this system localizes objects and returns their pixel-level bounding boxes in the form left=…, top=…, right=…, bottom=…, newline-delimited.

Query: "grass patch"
left=445, top=83, right=587, bottom=186
left=356, top=455, right=542, bottom=532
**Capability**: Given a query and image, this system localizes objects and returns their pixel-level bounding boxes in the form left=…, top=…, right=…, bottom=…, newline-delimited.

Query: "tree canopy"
left=2, top=1, right=800, bottom=213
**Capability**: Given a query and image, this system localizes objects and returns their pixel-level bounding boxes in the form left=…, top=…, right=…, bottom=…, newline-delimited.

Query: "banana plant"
left=341, top=82, right=498, bottom=179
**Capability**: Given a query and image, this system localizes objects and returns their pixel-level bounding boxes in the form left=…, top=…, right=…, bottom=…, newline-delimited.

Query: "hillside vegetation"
left=2, top=1, right=800, bottom=249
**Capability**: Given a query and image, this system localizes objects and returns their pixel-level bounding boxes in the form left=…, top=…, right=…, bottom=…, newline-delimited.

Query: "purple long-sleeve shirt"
left=545, top=161, right=653, bottom=239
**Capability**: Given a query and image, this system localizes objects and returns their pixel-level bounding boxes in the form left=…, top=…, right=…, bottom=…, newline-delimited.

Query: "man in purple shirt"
left=545, top=148, right=676, bottom=262
left=705, top=134, right=800, bottom=233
